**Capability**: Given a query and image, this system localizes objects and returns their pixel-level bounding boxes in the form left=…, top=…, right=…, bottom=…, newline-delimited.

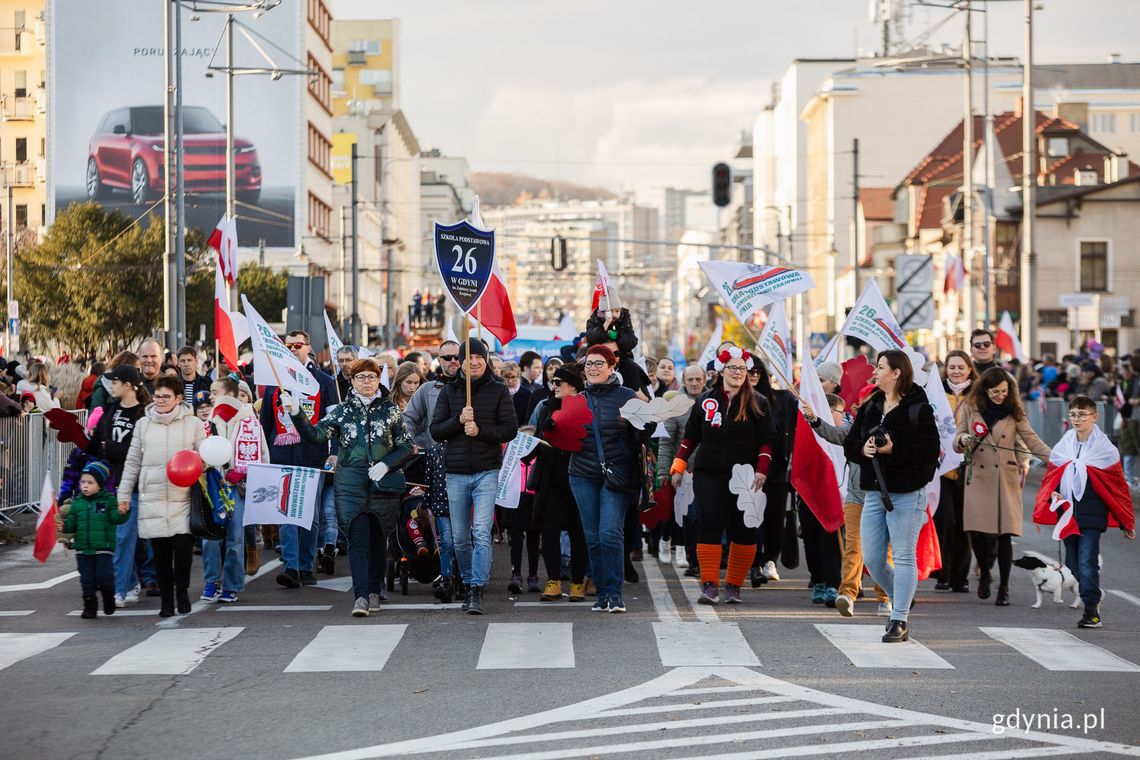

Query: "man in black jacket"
left=430, top=338, right=517, bottom=613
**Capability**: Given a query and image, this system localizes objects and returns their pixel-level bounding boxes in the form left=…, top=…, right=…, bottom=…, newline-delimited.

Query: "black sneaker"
left=1077, top=612, right=1103, bottom=629
left=749, top=566, right=765, bottom=588
left=300, top=571, right=318, bottom=586
left=882, top=620, right=909, bottom=643
left=276, top=569, right=301, bottom=589
left=467, top=586, right=485, bottom=615
left=144, top=581, right=161, bottom=597
left=320, top=544, right=336, bottom=575
left=624, top=556, right=640, bottom=584
left=434, top=578, right=453, bottom=603
left=683, top=565, right=700, bottom=578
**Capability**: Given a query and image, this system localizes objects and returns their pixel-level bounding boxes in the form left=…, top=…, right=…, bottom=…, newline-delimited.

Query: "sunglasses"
left=286, top=342, right=309, bottom=350
left=551, top=379, right=564, bottom=386
left=972, top=341, right=992, bottom=349
left=439, top=354, right=460, bottom=362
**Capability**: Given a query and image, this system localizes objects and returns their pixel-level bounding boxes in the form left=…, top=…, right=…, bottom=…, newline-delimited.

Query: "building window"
left=307, top=54, right=331, bottom=114
left=1045, top=137, right=1068, bottom=157
left=13, top=70, right=26, bottom=98
left=1091, top=113, right=1116, bottom=134
left=1079, top=240, right=1109, bottom=292
left=307, top=122, right=331, bottom=178
left=15, top=204, right=27, bottom=228
left=306, top=0, right=331, bottom=50
left=358, top=69, right=392, bottom=95
left=308, top=192, right=331, bottom=240
left=366, top=39, right=382, bottom=55
left=15, top=138, right=27, bottom=163
left=331, top=67, right=344, bottom=95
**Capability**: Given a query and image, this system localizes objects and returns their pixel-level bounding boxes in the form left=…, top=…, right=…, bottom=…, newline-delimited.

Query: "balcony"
left=35, top=85, right=44, bottom=114
left=348, top=50, right=366, bottom=66
left=34, top=19, right=44, bottom=46
left=35, top=157, right=45, bottom=183
left=1, top=95, right=34, bottom=121
left=0, top=28, right=29, bottom=54
left=5, top=162, right=35, bottom=187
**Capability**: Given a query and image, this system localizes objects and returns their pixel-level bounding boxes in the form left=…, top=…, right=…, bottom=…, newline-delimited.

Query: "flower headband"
left=714, top=347, right=754, bottom=372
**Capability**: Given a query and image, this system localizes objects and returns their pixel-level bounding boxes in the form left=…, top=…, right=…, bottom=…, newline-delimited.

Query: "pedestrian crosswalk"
left=0, top=621, right=1137, bottom=678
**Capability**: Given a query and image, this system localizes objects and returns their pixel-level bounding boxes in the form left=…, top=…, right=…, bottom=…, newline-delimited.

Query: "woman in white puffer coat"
left=118, top=376, right=205, bottom=617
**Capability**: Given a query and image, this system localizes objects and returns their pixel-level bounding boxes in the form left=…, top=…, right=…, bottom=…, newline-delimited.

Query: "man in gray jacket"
left=656, top=365, right=707, bottom=574
left=403, top=340, right=460, bottom=601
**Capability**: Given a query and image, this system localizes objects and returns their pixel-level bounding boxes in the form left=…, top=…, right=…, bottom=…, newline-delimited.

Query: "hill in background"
left=471, top=172, right=618, bottom=207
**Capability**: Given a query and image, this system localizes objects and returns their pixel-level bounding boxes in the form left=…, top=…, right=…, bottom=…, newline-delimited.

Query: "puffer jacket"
left=62, top=490, right=128, bottom=554
left=118, top=404, right=205, bottom=539
left=403, top=374, right=453, bottom=449
left=430, top=370, right=517, bottom=474
left=843, top=386, right=940, bottom=494
left=294, top=391, right=414, bottom=529
left=569, top=376, right=640, bottom=480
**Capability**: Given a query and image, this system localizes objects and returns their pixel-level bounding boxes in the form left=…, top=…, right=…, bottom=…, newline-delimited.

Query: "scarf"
left=272, top=386, right=321, bottom=446
left=947, top=379, right=972, bottom=395
left=149, top=404, right=181, bottom=425
left=1050, top=425, right=1119, bottom=502
left=981, top=400, right=1011, bottom=429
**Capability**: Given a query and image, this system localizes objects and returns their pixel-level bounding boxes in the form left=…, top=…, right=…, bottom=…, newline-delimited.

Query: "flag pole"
left=462, top=315, right=472, bottom=408
left=739, top=321, right=805, bottom=406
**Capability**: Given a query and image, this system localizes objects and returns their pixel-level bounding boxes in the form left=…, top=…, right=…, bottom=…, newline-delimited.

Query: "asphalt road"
left=1, top=480, right=1138, bottom=760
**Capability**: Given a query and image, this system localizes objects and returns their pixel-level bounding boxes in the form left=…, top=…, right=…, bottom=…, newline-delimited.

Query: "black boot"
left=467, top=586, right=484, bottom=615
left=461, top=585, right=472, bottom=612
left=749, top=566, right=764, bottom=588
left=159, top=591, right=175, bottom=618
left=101, top=589, right=116, bottom=616
left=624, top=555, right=640, bottom=583
left=81, top=597, right=98, bottom=619
left=434, top=577, right=453, bottom=604
left=882, top=620, right=909, bottom=643
left=977, top=572, right=992, bottom=600
left=276, top=568, right=302, bottom=588
left=320, top=544, right=336, bottom=575
left=995, top=585, right=1010, bottom=606
left=176, top=588, right=191, bottom=614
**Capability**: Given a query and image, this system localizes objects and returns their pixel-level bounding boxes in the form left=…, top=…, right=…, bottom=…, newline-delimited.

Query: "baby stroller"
left=386, top=481, right=442, bottom=595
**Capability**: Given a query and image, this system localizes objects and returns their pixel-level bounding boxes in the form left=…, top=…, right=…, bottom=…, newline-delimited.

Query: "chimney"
left=1054, top=102, right=1089, bottom=131
left=1108, top=53, right=1122, bottom=64
left=1015, top=95, right=1025, bottom=118
left=1104, top=153, right=1129, bottom=183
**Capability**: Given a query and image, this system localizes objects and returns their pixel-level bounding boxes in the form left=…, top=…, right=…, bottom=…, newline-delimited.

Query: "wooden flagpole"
left=462, top=316, right=472, bottom=408
left=738, top=322, right=805, bottom=406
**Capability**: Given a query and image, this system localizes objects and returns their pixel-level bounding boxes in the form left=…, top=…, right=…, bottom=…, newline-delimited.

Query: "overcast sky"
left=333, top=0, right=1140, bottom=195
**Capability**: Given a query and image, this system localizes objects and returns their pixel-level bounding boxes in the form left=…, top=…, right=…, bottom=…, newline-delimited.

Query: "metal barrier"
left=0, top=410, right=86, bottom=522
left=1024, top=397, right=1116, bottom=448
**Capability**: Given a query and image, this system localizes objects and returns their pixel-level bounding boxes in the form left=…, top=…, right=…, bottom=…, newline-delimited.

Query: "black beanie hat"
left=552, top=364, right=585, bottom=392
left=458, top=338, right=489, bottom=362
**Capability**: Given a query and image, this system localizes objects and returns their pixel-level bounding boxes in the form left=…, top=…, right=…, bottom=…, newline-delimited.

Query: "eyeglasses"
left=972, top=341, right=992, bottom=349
left=153, top=394, right=176, bottom=401
left=1068, top=412, right=1094, bottom=420
left=439, top=354, right=460, bottom=362
left=986, top=387, right=1008, bottom=395
left=286, top=342, right=309, bottom=350
left=584, top=360, right=608, bottom=369
left=722, top=366, right=748, bottom=374
left=503, top=374, right=520, bottom=381
left=353, top=373, right=379, bottom=382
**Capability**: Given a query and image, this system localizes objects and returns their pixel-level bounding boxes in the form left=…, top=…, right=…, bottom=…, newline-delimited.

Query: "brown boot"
left=245, top=544, right=260, bottom=576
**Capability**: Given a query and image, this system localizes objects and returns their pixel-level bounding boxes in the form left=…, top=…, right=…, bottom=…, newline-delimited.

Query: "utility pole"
left=981, top=0, right=994, bottom=326
left=851, top=138, right=860, bottom=300
left=5, top=182, right=14, bottom=355
left=350, top=141, right=361, bottom=346
left=163, top=0, right=176, bottom=351
left=174, top=0, right=186, bottom=349
left=962, top=0, right=975, bottom=331
left=1020, top=0, right=1036, bottom=356
left=378, top=126, right=392, bottom=348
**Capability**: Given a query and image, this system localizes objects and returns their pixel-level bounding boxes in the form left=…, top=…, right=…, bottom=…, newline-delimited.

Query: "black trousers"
left=970, top=531, right=1013, bottom=587
left=537, top=489, right=587, bottom=583
left=694, top=473, right=756, bottom=546
left=150, top=534, right=194, bottom=595
left=755, top=480, right=790, bottom=566
left=77, top=554, right=114, bottom=598
left=799, top=497, right=841, bottom=587
left=935, top=476, right=971, bottom=585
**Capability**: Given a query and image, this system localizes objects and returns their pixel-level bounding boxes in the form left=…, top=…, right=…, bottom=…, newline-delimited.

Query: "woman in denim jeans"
left=567, top=345, right=642, bottom=613
left=843, top=350, right=940, bottom=643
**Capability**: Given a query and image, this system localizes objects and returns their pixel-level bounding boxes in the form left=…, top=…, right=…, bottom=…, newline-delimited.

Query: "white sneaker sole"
left=835, top=595, right=854, bottom=617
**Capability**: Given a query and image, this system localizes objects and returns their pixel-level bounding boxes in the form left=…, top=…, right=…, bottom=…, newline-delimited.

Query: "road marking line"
left=512, top=601, right=581, bottom=608
left=92, top=627, right=243, bottom=675
left=815, top=624, right=954, bottom=669
left=0, top=571, right=79, bottom=593
left=314, top=576, right=354, bottom=593
left=376, top=603, right=462, bottom=610
left=676, top=576, right=720, bottom=622
left=640, top=553, right=681, bottom=622
left=895, top=747, right=1099, bottom=760
left=667, top=733, right=1001, bottom=760
left=1107, top=589, right=1140, bottom=608
left=475, top=623, right=574, bottom=670
left=653, top=621, right=760, bottom=667
left=67, top=609, right=159, bottom=617
left=216, top=605, right=333, bottom=612
left=601, top=695, right=795, bottom=717
left=0, top=632, right=76, bottom=671
left=0, top=610, right=35, bottom=616
left=285, top=624, right=406, bottom=673
left=980, top=627, right=1140, bottom=672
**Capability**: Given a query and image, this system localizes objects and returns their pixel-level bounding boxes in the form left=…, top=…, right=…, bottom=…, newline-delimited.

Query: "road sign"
left=893, top=255, right=933, bottom=294
left=896, top=291, right=934, bottom=331
left=434, top=220, right=496, bottom=315
left=809, top=332, right=827, bottom=352
left=1059, top=292, right=1096, bottom=308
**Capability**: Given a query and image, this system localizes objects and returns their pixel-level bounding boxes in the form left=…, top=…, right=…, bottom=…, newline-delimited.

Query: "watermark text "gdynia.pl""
left=992, top=707, right=1105, bottom=735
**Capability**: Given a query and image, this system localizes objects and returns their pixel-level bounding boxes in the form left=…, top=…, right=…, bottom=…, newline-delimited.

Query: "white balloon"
left=199, top=436, right=233, bottom=468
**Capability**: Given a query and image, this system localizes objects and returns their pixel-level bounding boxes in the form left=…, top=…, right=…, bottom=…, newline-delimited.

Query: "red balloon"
left=167, top=450, right=204, bottom=488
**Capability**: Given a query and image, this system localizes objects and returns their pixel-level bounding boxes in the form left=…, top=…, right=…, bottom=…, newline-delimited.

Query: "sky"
left=333, top=0, right=1140, bottom=196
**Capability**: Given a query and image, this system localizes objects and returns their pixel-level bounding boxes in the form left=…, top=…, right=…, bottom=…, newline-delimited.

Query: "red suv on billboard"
left=86, top=105, right=261, bottom=206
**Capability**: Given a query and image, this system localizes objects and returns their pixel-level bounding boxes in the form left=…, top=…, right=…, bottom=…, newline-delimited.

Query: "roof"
left=1032, top=62, right=1140, bottom=90
left=1037, top=173, right=1140, bottom=207
left=859, top=188, right=894, bottom=221
left=895, top=109, right=1140, bottom=231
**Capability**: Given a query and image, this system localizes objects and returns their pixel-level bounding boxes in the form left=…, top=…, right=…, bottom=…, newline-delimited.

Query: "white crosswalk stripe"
left=0, top=632, right=76, bottom=672
left=285, top=624, right=406, bottom=673
left=91, top=627, right=243, bottom=675
left=980, top=627, right=1140, bottom=672
left=653, top=621, right=760, bottom=667
left=477, top=622, right=574, bottom=669
left=815, top=623, right=954, bottom=669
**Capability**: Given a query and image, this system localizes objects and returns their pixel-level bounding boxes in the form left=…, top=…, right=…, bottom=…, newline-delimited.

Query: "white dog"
left=1012, top=551, right=1082, bottom=609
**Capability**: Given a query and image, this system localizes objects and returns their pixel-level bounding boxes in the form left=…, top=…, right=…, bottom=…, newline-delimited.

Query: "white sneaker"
left=877, top=601, right=893, bottom=616
left=658, top=540, right=671, bottom=564
left=123, top=589, right=139, bottom=604
left=835, top=594, right=854, bottom=617
left=673, top=546, right=689, bottom=569
left=113, top=594, right=126, bottom=609
left=763, top=561, right=781, bottom=582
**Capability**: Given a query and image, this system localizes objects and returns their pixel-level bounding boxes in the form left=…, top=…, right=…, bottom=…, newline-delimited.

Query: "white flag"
left=593, top=259, right=623, bottom=311
left=242, top=294, right=320, bottom=397
left=554, top=313, right=577, bottom=341
left=696, top=318, right=724, bottom=368
left=923, top=366, right=965, bottom=487
left=495, top=432, right=542, bottom=509
left=837, top=279, right=926, bottom=382
left=698, top=260, right=814, bottom=325
left=757, top=302, right=793, bottom=387
left=445, top=317, right=460, bottom=344
left=379, top=363, right=390, bottom=390
left=243, top=463, right=323, bottom=527
left=323, top=310, right=344, bottom=374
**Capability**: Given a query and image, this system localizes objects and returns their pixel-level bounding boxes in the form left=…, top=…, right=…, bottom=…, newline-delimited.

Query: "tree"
left=186, top=261, right=287, bottom=347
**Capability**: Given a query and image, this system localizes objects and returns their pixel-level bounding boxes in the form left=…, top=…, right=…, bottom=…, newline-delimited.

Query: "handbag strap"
left=583, top=392, right=609, bottom=470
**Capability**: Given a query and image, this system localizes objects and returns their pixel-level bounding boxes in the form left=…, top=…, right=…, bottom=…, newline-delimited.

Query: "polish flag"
left=33, top=473, right=58, bottom=563
left=943, top=254, right=966, bottom=294
left=208, top=214, right=239, bottom=287
left=591, top=259, right=621, bottom=312
left=477, top=260, right=518, bottom=346
left=789, top=353, right=845, bottom=533
left=1048, top=495, right=1081, bottom=540
left=995, top=311, right=1026, bottom=362
left=1115, top=384, right=1126, bottom=411
left=1034, top=425, right=1134, bottom=534
left=215, top=263, right=241, bottom=372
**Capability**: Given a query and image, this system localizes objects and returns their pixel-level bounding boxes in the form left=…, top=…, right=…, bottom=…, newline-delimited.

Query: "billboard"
left=48, top=0, right=299, bottom=247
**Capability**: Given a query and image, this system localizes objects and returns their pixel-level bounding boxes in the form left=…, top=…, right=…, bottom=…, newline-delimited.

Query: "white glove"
left=280, top=392, right=300, bottom=416
left=368, top=462, right=389, bottom=482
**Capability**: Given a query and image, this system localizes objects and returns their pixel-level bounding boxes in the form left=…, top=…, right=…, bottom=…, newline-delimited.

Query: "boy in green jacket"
left=58, top=461, right=130, bottom=619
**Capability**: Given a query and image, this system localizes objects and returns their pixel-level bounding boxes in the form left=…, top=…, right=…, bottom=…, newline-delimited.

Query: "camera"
left=868, top=425, right=890, bottom=448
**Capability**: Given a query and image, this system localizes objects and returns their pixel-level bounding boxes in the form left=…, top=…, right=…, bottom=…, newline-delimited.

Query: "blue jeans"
left=445, top=470, right=498, bottom=588
left=347, top=512, right=386, bottom=599
left=861, top=489, right=926, bottom=622
left=77, top=554, right=114, bottom=598
left=568, top=475, right=627, bottom=602
left=436, top=514, right=455, bottom=579
left=317, top=483, right=338, bottom=547
left=279, top=504, right=320, bottom=574
left=202, top=493, right=246, bottom=592
left=1063, top=528, right=1103, bottom=613
left=113, top=493, right=154, bottom=596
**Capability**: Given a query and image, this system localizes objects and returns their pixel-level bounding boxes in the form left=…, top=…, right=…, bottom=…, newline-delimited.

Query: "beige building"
left=0, top=1, right=46, bottom=237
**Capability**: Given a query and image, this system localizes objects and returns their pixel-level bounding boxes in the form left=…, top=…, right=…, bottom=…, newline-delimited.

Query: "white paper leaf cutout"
left=728, top=463, right=767, bottom=528
left=619, top=395, right=696, bottom=430
left=673, top=471, right=694, bottom=526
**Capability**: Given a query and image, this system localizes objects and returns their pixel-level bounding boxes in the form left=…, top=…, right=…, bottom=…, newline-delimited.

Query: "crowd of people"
left=8, top=316, right=1135, bottom=639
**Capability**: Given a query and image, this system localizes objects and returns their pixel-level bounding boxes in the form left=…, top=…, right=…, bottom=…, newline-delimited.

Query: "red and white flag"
left=943, top=254, right=966, bottom=294
left=1049, top=494, right=1081, bottom=540
left=215, top=263, right=241, bottom=372
left=1034, top=425, right=1135, bottom=535
left=995, top=311, right=1026, bottom=362
left=470, top=197, right=517, bottom=345
left=789, top=351, right=845, bottom=533
left=208, top=214, right=239, bottom=287
left=591, top=259, right=623, bottom=312
left=1115, top=384, right=1126, bottom=411
left=33, top=473, right=58, bottom=563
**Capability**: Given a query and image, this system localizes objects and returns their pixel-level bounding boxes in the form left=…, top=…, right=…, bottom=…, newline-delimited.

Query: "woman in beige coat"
left=118, top=376, right=205, bottom=617
left=953, top=367, right=1051, bottom=607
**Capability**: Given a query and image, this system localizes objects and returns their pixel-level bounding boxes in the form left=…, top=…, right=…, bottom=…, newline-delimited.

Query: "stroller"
left=386, top=481, right=442, bottom=595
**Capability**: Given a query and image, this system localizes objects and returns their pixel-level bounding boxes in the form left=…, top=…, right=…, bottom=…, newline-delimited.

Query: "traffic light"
left=550, top=236, right=567, bottom=271
left=712, top=162, right=732, bottom=207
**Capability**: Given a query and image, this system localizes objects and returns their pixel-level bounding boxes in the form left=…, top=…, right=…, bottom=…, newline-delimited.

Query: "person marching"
left=954, top=367, right=1052, bottom=606
left=670, top=347, right=775, bottom=605
left=935, top=349, right=975, bottom=593
left=58, top=461, right=130, bottom=619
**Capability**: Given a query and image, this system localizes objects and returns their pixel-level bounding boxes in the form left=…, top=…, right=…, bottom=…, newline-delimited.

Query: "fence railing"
left=1025, top=397, right=1116, bottom=448
left=0, top=410, right=86, bottom=522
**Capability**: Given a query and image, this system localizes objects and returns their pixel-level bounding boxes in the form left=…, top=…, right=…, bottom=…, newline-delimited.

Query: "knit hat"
left=458, top=338, right=489, bottom=363
left=82, top=460, right=111, bottom=488
left=552, top=364, right=585, bottom=392
left=817, top=361, right=843, bottom=387
left=193, top=390, right=212, bottom=408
